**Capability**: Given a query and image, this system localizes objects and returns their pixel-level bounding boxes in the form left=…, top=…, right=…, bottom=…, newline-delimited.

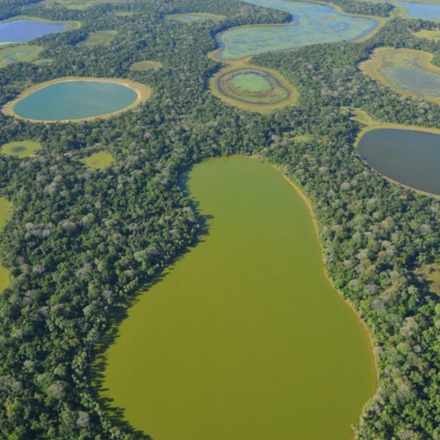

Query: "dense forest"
left=0, top=0, right=440, bottom=439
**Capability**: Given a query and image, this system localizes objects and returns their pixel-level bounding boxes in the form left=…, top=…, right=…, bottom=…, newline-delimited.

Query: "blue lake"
left=397, top=2, right=440, bottom=20
left=217, top=0, right=378, bottom=60
left=12, top=80, right=138, bottom=121
left=0, top=19, right=67, bottom=43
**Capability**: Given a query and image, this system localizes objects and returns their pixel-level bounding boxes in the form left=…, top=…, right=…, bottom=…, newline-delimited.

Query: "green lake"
left=12, top=80, right=138, bottom=121
left=358, top=128, right=440, bottom=195
left=103, top=157, right=376, bottom=440
left=217, top=0, right=378, bottom=60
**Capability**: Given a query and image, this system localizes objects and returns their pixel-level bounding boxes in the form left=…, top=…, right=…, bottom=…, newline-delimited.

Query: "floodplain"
left=216, top=0, right=378, bottom=61
left=210, top=63, right=297, bottom=112
left=102, top=156, right=376, bottom=440
left=0, top=45, right=43, bottom=68
left=360, top=48, right=440, bottom=102
left=0, top=140, right=41, bottom=157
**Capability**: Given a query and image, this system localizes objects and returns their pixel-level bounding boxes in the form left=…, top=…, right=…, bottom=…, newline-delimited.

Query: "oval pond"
left=102, top=157, right=376, bottom=440
left=358, top=128, right=440, bottom=195
left=8, top=79, right=144, bottom=122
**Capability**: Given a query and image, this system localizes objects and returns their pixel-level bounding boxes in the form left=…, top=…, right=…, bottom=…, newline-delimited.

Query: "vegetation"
left=0, top=0, right=439, bottom=439
left=130, top=60, right=163, bottom=72
left=359, top=47, right=440, bottom=103
left=80, top=151, right=114, bottom=169
left=0, top=140, right=41, bottom=157
left=0, top=197, right=12, bottom=294
left=80, top=30, right=116, bottom=46
left=166, top=13, right=225, bottom=22
left=0, top=45, right=43, bottom=68
left=413, top=29, right=440, bottom=41
left=210, top=62, right=297, bottom=113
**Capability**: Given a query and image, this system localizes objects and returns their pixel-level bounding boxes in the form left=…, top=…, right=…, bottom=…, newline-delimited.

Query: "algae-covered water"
left=103, top=157, right=376, bottom=440
left=217, top=0, right=377, bottom=60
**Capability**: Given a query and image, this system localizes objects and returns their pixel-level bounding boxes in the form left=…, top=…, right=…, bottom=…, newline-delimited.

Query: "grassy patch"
left=293, top=134, right=313, bottom=143
left=166, top=13, right=225, bottom=22
left=359, top=47, right=440, bottom=103
left=1, top=140, right=41, bottom=157
left=80, top=151, right=114, bottom=169
left=42, top=0, right=117, bottom=10
left=210, top=58, right=297, bottom=113
left=412, top=29, right=440, bottom=41
left=130, top=60, right=163, bottom=72
left=0, top=197, right=12, bottom=295
left=81, top=30, right=117, bottom=47
left=416, top=264, right=440, bottom=296
left=0, top=45, right=43, bottom=68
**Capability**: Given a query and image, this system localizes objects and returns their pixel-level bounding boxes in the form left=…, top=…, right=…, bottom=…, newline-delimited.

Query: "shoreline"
left=349, top=108, right=440, bottom=199
left=359, top=47, right=440, bottom=103
left=209, top=61, right=298, bottom=113
left=259, top=156, right=379, bottom=397
left=2, top=76, right=152, bottom=123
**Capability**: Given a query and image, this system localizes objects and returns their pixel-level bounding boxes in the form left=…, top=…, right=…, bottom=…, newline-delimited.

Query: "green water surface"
left=231, top=72, right=272, bottom=92
left=103, top=157, right=376, bottom=440
left=13, top=80, right=138, bottom=121
left=379, top=51, right=440, bottom=99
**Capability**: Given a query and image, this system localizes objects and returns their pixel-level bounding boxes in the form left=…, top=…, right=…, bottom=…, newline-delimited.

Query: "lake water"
left=358, top=128, right=440, bottom=195
left=217, top=0, right=378, bottom=60
left=12, top=80, right=138, bottom=121
left=397, top=2, right=440, bottom=20
left=0, top=19, right=67, bottom=43
left=103, top=157, right=376, bottom=440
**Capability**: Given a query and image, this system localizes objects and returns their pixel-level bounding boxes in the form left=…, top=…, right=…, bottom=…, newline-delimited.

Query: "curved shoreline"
left=210, top=62, right=298, bottom=113
left=213, top=1, right=381, bottom=63
left=2, top=77, right=152, bottom=123
left=359, top=47, right=440, bottom=103
left=350, top=108, right=440, bottom=199
left=259, top=157, right=379, bottom=396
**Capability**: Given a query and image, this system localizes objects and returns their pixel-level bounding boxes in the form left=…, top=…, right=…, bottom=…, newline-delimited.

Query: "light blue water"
left=397, top=2, right=440, bottom=20
left=217, top=0, right=378, bottom=60
left=13, top=81, right=138, bottom=121
left=0, top=19, right=67, bottom=43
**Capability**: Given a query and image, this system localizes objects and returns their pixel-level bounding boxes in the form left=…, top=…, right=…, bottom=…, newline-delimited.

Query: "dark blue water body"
left=358, top=128, right=440, bottom=195
left=0, top=19, right=67, bottom=43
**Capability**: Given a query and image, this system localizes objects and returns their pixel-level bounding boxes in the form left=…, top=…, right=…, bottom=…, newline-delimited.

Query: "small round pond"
left=358, top=128, right=440, bottom=195
left=0, top=19, right=68, bottom=43
left=212, top=66, right=296, bottom=112
left=3, top=78, right=152, bottom=122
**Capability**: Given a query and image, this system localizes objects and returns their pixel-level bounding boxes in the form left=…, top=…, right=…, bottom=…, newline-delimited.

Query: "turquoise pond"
left=397, top=2, right=440, bottom=20
left=217, top=0, right=378, bottom=60
left=0, top=19, right=67, bottom=43
left=12, top=81, right=138, bottom=121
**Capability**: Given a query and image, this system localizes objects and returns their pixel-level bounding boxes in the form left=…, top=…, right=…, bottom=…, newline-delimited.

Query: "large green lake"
left=12, top=80, right=138, bottom=121
left=358, top=128, right=440, bottom=195
left=103, top=157, right=375, bottom=440
left=217, top=0, right=378, bottom=60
